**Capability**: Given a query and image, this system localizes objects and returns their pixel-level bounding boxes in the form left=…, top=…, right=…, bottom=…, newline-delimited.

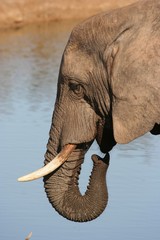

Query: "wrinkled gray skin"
left=44, top=0, right=160, bottom=222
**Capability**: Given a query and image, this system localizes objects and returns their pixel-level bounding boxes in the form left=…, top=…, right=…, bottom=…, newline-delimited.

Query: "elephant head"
left=18, top=0, right=160, bottom=222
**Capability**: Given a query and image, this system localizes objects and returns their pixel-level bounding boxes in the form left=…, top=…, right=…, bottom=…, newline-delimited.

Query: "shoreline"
left=0, top=0, right=136, bottom=30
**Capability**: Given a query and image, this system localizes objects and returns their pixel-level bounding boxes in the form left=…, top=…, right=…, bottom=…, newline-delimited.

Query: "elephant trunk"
left=17, top=101, right=109, bottom=221
left=43, top=104, right=109, bottom=222
left=44, top=146, right=109, bottom=222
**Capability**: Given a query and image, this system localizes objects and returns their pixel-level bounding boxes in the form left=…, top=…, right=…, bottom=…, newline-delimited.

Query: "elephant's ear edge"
left=112, top=98, right=159, bottom=144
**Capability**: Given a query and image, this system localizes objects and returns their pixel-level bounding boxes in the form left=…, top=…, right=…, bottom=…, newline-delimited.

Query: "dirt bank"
left=0, top=0, right=137, bottom=30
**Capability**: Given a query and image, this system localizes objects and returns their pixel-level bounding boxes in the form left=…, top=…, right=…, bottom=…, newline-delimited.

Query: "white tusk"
left=17, top=144, right=76, bottom=182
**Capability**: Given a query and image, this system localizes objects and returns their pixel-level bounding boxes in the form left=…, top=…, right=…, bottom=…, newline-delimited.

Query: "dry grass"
left=25, top=232, right=32, bottom=240
left=0, top=0, right=137, bottom=30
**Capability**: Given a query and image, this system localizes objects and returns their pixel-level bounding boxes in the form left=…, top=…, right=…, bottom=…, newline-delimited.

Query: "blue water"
left=0, top=20, right=159, bottom=240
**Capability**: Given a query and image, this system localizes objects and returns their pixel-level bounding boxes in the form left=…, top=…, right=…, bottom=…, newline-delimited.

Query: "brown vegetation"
left=25, top=232, right=32, bottom=240
left=0, top=0, right=137, bottom=30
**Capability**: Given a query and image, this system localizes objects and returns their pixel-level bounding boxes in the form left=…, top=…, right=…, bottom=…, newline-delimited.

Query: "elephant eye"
left=69, top=82, right=83, bottom=95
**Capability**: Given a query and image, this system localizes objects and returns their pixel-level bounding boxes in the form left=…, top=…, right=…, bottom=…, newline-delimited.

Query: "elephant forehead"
left=61, top=49, right=94, bottom=82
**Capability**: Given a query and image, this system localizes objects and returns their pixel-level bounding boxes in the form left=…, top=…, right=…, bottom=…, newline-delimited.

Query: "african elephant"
left=18, top=0, right=160, bottom=222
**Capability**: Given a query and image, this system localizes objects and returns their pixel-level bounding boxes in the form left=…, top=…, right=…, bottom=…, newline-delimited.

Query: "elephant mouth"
left=17, top=117, right=104, bottom=183
left=17, top=142, right=92, bottom=182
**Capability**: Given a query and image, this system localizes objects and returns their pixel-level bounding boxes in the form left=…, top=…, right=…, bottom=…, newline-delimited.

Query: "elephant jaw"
left=17, top=144, right=76, bottom=182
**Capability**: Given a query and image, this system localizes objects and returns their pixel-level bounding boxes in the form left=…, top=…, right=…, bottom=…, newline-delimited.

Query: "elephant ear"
left=112, top=85, right=160, bottom=144
left=110, top=43, right=160, bottom=144
left=99, top=0, right=160, bottom=144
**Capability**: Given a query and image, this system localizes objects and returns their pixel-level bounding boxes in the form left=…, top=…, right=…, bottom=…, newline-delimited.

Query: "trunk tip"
left=91, top=153, right=110, bottom=165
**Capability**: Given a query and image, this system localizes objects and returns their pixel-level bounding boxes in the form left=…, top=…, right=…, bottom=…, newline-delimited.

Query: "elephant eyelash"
left=69, top=82, right=84, bottom=96
left=69, top=82, right=80, bottom=91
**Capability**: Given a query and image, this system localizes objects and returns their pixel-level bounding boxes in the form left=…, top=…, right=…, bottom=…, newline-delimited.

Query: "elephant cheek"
left=60, top=105, right=98, bottom=147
